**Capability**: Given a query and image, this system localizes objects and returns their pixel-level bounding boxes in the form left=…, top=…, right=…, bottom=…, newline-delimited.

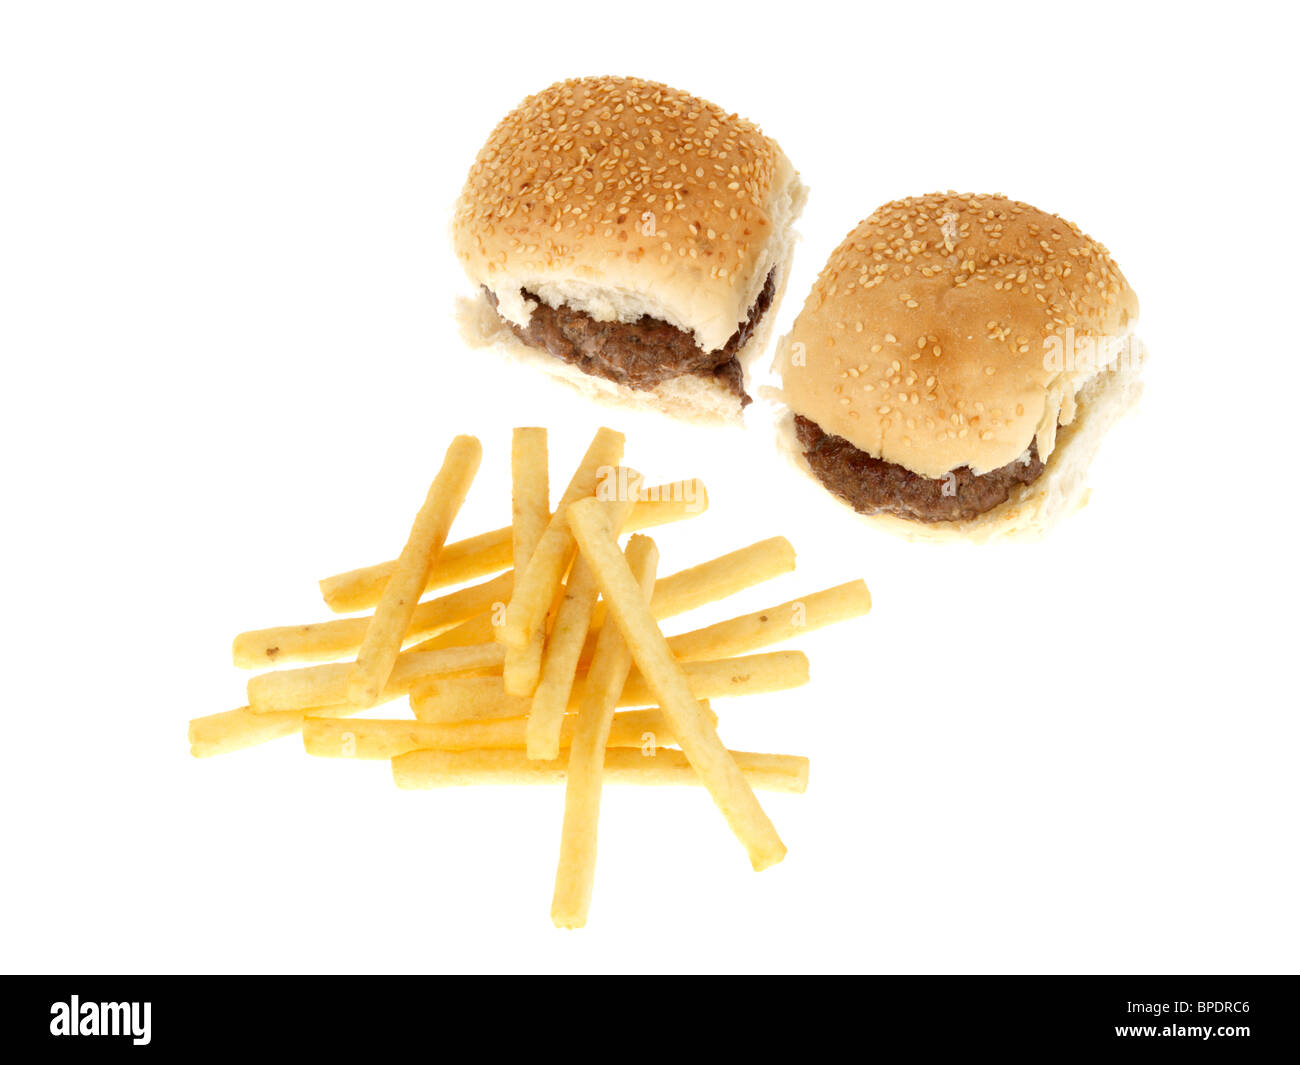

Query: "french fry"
left=407, top=675, right=527, bottom=723
left=202, top=418, right=852, bottom=929
left=567, top=497, right=787, bottom=871
left=666, top=579, right=872, bottom=662
left=348, top=435, right=482, bottom=708
left=248, top=642, right=504, bottom=712
left=552, top=534, right=659, bottom=927
left=296, top=542, right=801, bottom=672
left=317, top=481, right=707, bottom=614
left=502, top=428, right=550, bottom=696
left=525, top=558, right=599, bottom=749
left=629, top=478, right=707, bottom=521
left=321, top=528, right=513, bottom=613
left=644, top=536, right=797, bottom=620
left=188, top=705, right=353, bottom=758
left=551, top=536, right=799, bottom=668
left=408, top=651, right=807, bottom=722
left=409, top=610, right=500, bottom=652
left=500, top=427, right=625, bottom=650
left=392, top=747, right=809, bottom=793
left=617, top=650, right=808, bottom=707
left=302, top=707, right=691, bottom=759
left=232, top=572, right=511, bottom=669
left=527, top=491, right=640, bottom=758
left=416, top=535, right=786, bottom=660
left=578, top=536, right=797, bottom=657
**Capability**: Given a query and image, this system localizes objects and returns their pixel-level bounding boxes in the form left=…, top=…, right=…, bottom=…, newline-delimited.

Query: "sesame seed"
left=453, top=75, right=784, bottom=292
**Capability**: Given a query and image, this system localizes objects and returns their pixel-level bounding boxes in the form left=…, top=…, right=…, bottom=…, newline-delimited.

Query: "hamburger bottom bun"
left=771, top=347, right=1145, bottom=542
left=456, top=248, right=797, bottom=426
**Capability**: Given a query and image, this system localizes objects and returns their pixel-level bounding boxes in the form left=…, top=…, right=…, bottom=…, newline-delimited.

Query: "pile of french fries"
left=191, top=427, right=871, bottom=927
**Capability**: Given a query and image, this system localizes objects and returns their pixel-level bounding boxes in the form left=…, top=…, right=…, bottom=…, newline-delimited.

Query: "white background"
left=2, top=1, right=1296, bottom=975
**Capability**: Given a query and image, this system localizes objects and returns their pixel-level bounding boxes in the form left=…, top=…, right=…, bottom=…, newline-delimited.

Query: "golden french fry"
left=321, top=528, right=513, bottom=614
left=617, top=650, right=809, bottom=707
left=578, top=537, right=798, bottom=661
left=410, top=610, right=500, bottom=652
left=414, top=537, right=785, bottom=662
left=501, top=623, right=547, bottom=694
left=233, top=572, right=511, bottom=669
left=199, top=410, right=844, bottom=931
left=666, top=580, right=872, bottom=662
left=526, top=558, right=599, bottom=747
left=239, top=550, right=825, bottom=673
left=302, top=707, right=688, bottom=760
left=409, top=652, right=805, bottom=722
left=643, top=536, right=796, bottom=621
left=568, top=496, right=787, bottom=871
left=502, top=428, right=550, bottom=696
left=500, top=427, right=625, bottom=650
left=631, top=478, right=706, bottom=516
left=408, top=675, right=527, bottom=723
left=631, top=479, right=707, bottom=524
left=188, top=705, right=353, bottom=758
left=317, top=482, right=707, bottom=614
left=392, top=747, right=809, bottom=793
left=348, top=436, right=482, bottom=708
left=611, top=703, right=716, bottom=748
left=552, top=534, right=659, bottom=927
left=248, top=642, right=504, bottom=713
left=510, top=427, right=550, bottom=543
left=527, top=491, right=640, bottom=757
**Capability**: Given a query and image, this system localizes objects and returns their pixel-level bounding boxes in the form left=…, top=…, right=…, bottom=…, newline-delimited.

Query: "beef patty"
left=486, top=271, right=777, bottom=406
left=794, top=414, right=1047, bottom=523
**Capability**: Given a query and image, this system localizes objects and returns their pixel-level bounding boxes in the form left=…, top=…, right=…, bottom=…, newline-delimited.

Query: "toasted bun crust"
left=771, top=345, right=1145, bottom=542
left=773, top=192, right=1138, bottom=478
left=455, top=253, right=795, bottom=426
left=453, top=75, right=804, bottom=353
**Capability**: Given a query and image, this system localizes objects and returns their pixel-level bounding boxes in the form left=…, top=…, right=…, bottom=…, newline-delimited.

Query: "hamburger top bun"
left=773, top=192, right=1138, bottom=478
left=452, top=75, right=804, bottom=354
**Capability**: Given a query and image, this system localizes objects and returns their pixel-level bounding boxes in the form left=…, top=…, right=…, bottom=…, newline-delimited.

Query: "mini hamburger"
left=771, top=193, right=1144, bottom=541
left=453, top=76, right=805, bottom=423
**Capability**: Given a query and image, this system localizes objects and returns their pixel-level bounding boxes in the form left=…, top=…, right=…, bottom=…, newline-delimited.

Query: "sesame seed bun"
left=770, top=192, right=1142, bottom=539
left=452, top=76, right=805, bottom=420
